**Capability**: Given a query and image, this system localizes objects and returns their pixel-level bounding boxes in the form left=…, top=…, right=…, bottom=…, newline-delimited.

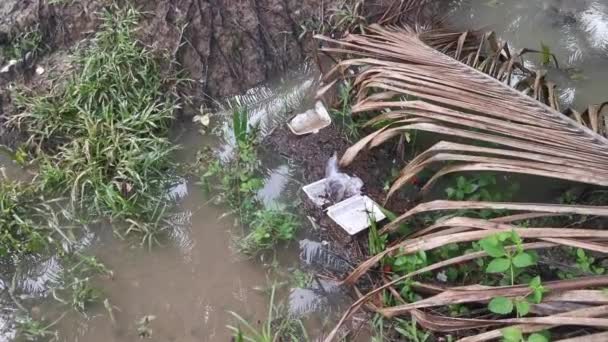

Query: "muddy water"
left=0, top=65, right=343, bottom=341
left=447, top=0, right=608, bottom=108
left=54, top=67, right=322, bottom=341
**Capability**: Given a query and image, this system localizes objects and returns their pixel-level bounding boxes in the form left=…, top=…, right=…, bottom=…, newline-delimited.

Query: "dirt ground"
left=0, top=0, right=324, bottom=96
left=266, top=123, right=415, bottom=263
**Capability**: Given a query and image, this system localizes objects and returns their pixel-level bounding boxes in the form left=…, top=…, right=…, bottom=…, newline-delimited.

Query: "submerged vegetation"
left=200, top=107, right=300, bottom=257
left=228, top=285, right=308, bottom=342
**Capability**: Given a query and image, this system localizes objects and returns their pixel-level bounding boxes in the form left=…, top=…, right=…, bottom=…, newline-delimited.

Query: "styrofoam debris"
left=287, top=101, right=331, bottom=135
left=326, top=195, right=386, bottom=235
left=302, top=178, right=330, bottom=207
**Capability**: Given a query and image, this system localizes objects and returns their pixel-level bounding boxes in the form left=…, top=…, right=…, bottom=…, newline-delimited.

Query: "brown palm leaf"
left=316, top=25, right=608, bottom=198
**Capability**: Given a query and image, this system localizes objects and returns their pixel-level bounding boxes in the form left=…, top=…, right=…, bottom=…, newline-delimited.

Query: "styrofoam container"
left=287, top=101, right=331, bottom=135
left=327, top=195, right=386, bottom=235
left=302, top=178, right=330, bottom=207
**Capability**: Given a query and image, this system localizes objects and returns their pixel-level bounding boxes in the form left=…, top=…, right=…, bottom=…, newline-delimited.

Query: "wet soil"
left=265, top=123, right=415, bottom=261
left=0, top=0, right=325, bottom=99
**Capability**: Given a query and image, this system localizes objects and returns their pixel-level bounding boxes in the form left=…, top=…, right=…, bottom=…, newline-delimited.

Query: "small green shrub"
left=480, top=231, right=538, bottom=286
left=237, top=208, right=299, bottom=256
left=445, top=174, right=519, bottom=218
left=502, top=327, right=550, bottom=342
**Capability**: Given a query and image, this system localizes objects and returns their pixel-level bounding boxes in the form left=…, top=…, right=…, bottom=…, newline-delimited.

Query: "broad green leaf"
left=500, top=327, right=522, bottom=342
left=576, top=248, right=586, bottom=259
left=480, top=236, right=506, bottom=257
left=529, top=276, right=541, bottom=288
left=498, top=231, right=512, bottom=242
left=513, top=252, right=536, bottom=268
left=489, top=296, right=513, bottom=315
left=486, top=258, right=511, bottom=273
left=528, top=333, right=549, bottom=342
left=445, top=187, right=455, bottom=198
left=457, top=176, right=466, bottom=188
left=514, top=299, right=530, bottom=316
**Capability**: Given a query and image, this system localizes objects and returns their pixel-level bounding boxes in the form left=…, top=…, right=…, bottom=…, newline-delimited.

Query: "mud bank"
left=1, top=0, right=324, bottom=98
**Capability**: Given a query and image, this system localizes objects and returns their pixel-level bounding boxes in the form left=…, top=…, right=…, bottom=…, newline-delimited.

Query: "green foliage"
left=12, top=5, right=181, bottom=240
left=69, top=277, right=101, bottom=313
left=291, top=269, right=314, bottom=288
left=488, top=296, right=514, bottom=315
left=575, top=248, right=605, bottom=275
left=15, top=316, right=58, bottom=341
left=200, top=107, right=263, bottom=224
left=330, top=81, right=360, bottom=141
left=488, top=277, right=547, bottom=317
left=0, top=181, right=63, bottom=257
left=200, top=107, right=299, bottom=256
left=2, top=24, right=44, bottom=60
left=227, top=285, right=308, bottom=342
left=502, top=327, right=550, bottom=342
left=237, top=207, right=299, bottom=256
left=480, top=231, right=537, bottom=285
left=446, top=174, right=519, bottom=218
left=540, top=42, right=552, bottom=66
left=368, top=214, right=388, bottom=256
left=395, top=318, right=431, bottom=342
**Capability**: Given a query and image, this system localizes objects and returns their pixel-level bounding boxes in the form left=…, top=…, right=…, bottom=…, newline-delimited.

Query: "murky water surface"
left=447, top=0, right=608, bottom=108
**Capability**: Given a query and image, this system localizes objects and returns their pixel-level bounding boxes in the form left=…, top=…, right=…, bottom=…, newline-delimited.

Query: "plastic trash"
left=325, top=152, right=363, bottom=203
left=327, top=195, right=386, bottom=235
left=287, top=101, right=331, bottom=135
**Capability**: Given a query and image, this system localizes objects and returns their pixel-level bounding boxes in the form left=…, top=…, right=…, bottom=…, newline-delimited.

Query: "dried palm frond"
left=565, top=102, right=608, bottom=138
left=316, top=25, right=608, bottom=197
left=321, top=207, right=608, bottom=341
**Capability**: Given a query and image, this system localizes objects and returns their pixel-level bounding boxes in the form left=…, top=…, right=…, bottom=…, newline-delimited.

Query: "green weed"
left=502, top=327, right=550, bottom=342
left=480, top=230, right=538, bottom=286
left=237, top=207, right=299, bottom=257
left=227, top=285, right=308, bottom=342
left=488, top=276, right=546, bottom=317
left=0, top=181, right=61, bottom=257
left=445, top=174, right=519, bottom=218
left=11, top=5, right=181, bottom=239
left=330, top=81, right=360, bottom=141
left=291, top=269, right=314, bottom=288
left=15, top=315, right=60, bottom=341
left=200, top=107, right=299, bottom=256
left=200, top=107, right=263, bottom=224
left=395, top=318, right=431, bottom=342
left=1, top=24, right=44, bottom=60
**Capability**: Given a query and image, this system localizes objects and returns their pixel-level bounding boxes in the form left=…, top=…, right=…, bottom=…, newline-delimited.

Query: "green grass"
left=11, top=5, right=181, bottom=238
left=237, top=207, right=299, bottom=256
left=228, top=285, right=308, bottom=342
left=0, top=180, right=67, bottom=257
left=1, top=24, right=44, bottom=61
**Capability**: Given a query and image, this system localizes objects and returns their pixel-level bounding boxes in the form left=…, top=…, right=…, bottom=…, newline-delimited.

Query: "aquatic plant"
left=200, top=107, right=299, bottom=256
left=0, top=180, right=65, bottom=257
left=227, top=285, right=308, bottom=342
left=237, top=207, right=299, bottom=256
